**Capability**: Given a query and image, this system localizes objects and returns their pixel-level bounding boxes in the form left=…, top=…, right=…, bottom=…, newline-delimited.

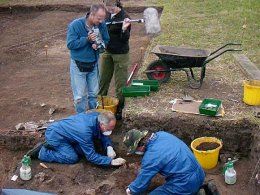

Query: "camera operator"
left=67, top=4, right=109, bottom=113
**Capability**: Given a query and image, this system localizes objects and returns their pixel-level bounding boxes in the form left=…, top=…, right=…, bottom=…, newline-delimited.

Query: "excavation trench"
left=0, top=115, right=259, bottom=194
left=0, top=4, right=259, bottom=195
left=1, top=116, right=257, bottom=156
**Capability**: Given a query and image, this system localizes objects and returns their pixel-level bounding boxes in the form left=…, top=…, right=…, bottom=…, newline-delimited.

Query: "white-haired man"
left=28, top=111, right=125, bottom=166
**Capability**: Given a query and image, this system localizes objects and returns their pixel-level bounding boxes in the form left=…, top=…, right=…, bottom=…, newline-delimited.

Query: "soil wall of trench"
left=1, top=115, right=259, bottom=161
left=116, top=115, right=260, bottom=163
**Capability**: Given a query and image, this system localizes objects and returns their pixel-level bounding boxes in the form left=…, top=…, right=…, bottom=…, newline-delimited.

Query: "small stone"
left=256, top=174, right=260, bottom=184
left=96, top=184, right=112, bottom=194
left=85, top=189, right=95, bottom=195
left=253, top=108, right=260, bottom=118
left=40, top=103, right=46, bottom=107
left=17, top=179, right=25, bottom=186
left=49, top=108, right=56, bottom=115
left=204, top=124, right=211, bottom=130
left=45, top=176, right=55, bottom=184
left=24, top=122, right=38, bottom=131
left=34, top=172, right=46, bottom=182
left=219, top=153, right=231, bottom=163
left=15, top=123, right=25, bottom=130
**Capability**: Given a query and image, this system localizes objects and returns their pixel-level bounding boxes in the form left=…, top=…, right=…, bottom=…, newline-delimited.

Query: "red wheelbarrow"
left=145, top=43, right=242, bottom=89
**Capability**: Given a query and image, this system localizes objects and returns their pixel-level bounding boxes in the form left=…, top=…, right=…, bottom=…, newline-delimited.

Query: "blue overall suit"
left=38, top=112, right=112, bottom=166
left=129, top=131, right=205, bottom=195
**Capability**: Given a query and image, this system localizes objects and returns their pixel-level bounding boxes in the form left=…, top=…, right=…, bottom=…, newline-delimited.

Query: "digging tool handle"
left=126, top=47, right=144, bottom=85
left=106, top=19, right=144, bottom=25
left=101, top=96, right=104, bottom=109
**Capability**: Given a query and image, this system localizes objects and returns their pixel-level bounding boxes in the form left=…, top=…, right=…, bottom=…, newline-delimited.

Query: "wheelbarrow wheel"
left=146, top=60, right=171, bottom=83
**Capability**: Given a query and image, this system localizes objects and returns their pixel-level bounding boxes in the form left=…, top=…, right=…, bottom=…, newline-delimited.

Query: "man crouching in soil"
left=123, top=129, right=205, bottom=194
left=27, top=111, right=126, bottom=167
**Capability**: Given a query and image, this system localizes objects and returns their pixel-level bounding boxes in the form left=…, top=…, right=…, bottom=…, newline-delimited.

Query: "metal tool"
left=106, top=8, right=161, bottom=34
left=126, top=47, right=144, bottom=86
left=182, top=91, right=194, bottom=102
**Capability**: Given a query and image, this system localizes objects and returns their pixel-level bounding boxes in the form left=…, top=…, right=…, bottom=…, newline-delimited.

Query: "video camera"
left=89, top=28, right=105, bottom=53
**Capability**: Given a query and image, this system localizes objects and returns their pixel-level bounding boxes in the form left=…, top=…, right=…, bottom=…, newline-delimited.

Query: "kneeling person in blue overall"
left=36, top=111, right=125, bottom=166
left=124, top=129, right=205, bottom=195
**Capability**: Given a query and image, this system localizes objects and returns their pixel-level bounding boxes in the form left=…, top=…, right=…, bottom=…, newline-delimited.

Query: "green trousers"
left=99, top=51, right=130, bottom=110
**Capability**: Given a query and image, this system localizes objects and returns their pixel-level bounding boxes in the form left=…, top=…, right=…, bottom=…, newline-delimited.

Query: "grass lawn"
left=0, top=0, right=9, bottom=3
left=146, top=0, right=260, bottom=68
left=125, top=0, right=259, bottom=121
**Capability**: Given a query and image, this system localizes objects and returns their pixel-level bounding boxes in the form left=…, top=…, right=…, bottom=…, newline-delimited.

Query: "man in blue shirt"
left=67, top=4, right=110, bottom=113
left=123, top=129, right=205, bottom=195
left=28, top=111, right=126, bottom=166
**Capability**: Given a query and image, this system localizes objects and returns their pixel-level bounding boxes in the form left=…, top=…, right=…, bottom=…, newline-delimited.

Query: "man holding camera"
left=67, top=4, right=109, bottom=113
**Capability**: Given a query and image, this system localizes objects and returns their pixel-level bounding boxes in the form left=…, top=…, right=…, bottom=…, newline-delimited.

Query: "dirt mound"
left=196, top=142, right=220, bottom=151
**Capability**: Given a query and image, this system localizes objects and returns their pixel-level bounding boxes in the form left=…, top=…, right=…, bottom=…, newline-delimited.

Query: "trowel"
left=182, top=91, right=194, bottom=102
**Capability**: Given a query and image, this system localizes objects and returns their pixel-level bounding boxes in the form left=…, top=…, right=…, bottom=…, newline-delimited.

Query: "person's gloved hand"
left=126, top=188, right=131, bottom=195
left=111, top=158, right=126, bottom=166
left=107, top=146, right=116, bottom=159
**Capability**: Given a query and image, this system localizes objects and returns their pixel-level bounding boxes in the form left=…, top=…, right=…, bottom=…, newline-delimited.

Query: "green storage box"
left=122, top=86, right=150, bottom=97
left=199, top=98, right=222, bottom=116
left=131, top=80, right=159, bottom=91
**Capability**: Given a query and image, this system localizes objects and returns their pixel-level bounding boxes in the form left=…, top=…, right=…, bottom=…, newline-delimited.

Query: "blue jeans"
left=70, top=59, right=99, bottom=113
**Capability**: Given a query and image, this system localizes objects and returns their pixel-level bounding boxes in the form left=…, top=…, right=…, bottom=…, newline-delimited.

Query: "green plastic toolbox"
left=122, top=85, right=150, bottom=97
left=131, top=80, right=159, bottom=91
left=199, top=98, right=222, bottom=116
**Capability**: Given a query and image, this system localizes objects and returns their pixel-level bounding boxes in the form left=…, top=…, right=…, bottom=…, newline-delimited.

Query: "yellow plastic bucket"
left=191, top=137, right=222, bottom=169
left=92, top=108, right=109, bottom=113
left=243, top=80, right=260, bottom=106
left=97, top=96, right=119, bottom=114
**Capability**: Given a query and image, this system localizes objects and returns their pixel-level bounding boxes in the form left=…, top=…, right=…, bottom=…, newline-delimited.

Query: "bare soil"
left=0, top=9, right=149, bottom=130
left=196, top=142, right=220, bottom=151
left=1, top=147, right=257, bottom=195
left=0, top=0, right=149, bottom=7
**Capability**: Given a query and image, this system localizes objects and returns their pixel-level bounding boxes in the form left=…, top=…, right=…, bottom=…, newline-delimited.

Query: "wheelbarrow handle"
left=209, top=43, right=242, bottom=56
left=204, top=49, right=242, bottom=64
